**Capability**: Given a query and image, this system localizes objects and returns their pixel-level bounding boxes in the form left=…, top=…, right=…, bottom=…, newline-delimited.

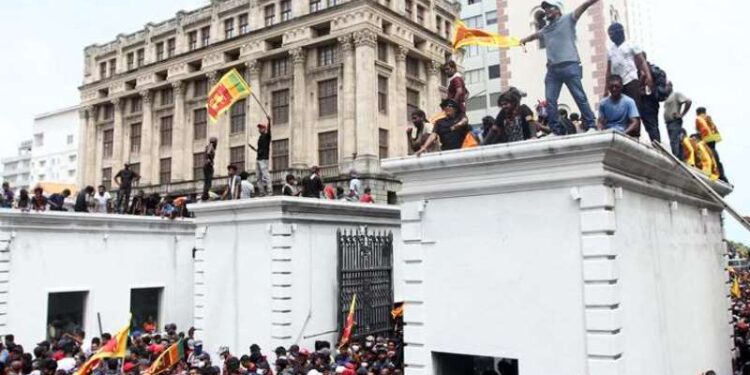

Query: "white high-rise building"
left=459, top=0, right=652, bottom=127
left=29, top=106, right=80, bottom=190
left=1, top=141, right=33, bottom=192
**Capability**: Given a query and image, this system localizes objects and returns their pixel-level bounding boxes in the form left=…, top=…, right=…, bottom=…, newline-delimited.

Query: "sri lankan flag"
left=144, top=340, right=185, bottom=375
left=452, top=20, right=520, bottom=50
left=338, top=294, right=357, bottom=349
left=74, top=319, right=130, bottom=375
left=207, top=69, right=251, bottom=123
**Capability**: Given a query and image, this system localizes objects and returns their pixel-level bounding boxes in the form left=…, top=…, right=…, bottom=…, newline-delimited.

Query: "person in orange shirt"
left=695, top=107, right=727, bottom=182
left=691, top=133, right=720, bottom=181
left=680, top=128, right=698, bottom=167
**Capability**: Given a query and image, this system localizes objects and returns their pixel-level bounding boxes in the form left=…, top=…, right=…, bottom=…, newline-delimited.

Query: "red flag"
left=339, top=294, right=357, bottom=348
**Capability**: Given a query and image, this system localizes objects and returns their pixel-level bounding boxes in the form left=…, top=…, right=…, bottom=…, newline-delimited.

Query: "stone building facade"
left=78, top=0, right=459, bottom=200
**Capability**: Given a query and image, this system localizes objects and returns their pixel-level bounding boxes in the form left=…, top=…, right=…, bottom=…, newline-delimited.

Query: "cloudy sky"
left=0, top=0, right=747, bottom=243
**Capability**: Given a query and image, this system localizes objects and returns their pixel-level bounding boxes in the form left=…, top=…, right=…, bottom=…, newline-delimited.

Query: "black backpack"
left=649, top=63, right=670, bottom=102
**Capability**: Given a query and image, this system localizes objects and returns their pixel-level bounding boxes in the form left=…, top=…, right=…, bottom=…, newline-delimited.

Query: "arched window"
left=531, top=7, right=547, bottom=49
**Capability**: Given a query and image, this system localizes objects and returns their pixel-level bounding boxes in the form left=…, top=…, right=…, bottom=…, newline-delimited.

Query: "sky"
left=0, top=0, right=747, bottom=243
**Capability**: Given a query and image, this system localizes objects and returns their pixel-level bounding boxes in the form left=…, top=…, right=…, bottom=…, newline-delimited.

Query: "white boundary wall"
left=383, top=131, right=733, bottom=375
left=0, top=211, right=195, bottom=350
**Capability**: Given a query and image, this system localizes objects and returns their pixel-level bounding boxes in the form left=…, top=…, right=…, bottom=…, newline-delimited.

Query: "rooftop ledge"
left=188, top=196, right=401, bottom=226
left=381, top=131, right=732, bottom=209
left=0, top=209, right=195, bottom=234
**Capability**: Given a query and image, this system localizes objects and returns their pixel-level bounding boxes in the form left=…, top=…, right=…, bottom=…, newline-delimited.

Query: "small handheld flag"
left=143, top=339, right=185, bottom=375
left=74, top=318, right=131, bottom=375
left=207, top=69, right=251, bottom=123
left=339, top=294, right=357, bottom=349
left=452, top=20, right=521, bottom=50
left=732, top=276, right=741, bottom=299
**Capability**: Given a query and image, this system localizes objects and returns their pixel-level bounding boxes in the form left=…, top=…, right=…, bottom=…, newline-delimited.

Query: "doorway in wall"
left=433, top=351, right=519, bottom=375
left=130, top=287, right=163, bottom=333
left=47, top=291, right=88, bottom=340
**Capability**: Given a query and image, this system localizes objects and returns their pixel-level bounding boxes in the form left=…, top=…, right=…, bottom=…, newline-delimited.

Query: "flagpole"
left=250, top=92, right=270, bottom=119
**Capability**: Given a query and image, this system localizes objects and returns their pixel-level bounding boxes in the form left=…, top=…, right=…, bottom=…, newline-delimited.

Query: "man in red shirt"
left=442, top=61, right=468, bottom=113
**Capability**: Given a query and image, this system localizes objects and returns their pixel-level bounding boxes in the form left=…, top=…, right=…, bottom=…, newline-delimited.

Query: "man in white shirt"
left=222, top=165, right=241, bottom=200
left=93, top=185, right=111, bottom=213
left=605, top=22, right=653, bottom=138
left=239, top=171, right=254, bottom=199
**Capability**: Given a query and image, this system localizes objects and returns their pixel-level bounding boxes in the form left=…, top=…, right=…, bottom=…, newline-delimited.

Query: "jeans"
left=666, top=119, right=683, bottom=161
left=116, top=188, right=131, bottom=214
left=640, top=93, right=661, bottom=142
left=545, top=62, right=596, bottom=135
left=203, top=163, right=214, bottom=194
left=707, top=142, right=728, bottom=182
left=256, top=159, right=272, bottom=196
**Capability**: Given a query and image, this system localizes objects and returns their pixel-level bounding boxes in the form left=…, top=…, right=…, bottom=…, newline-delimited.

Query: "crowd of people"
left=0, top=324, right=405, bottom=375
left=407, top=0, right=729, bottom=185
left=731, top=265, right=750, bottom=374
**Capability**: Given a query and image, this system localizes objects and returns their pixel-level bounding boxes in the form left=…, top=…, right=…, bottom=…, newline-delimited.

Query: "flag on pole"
left=452, top=20, right=521, bottom=50
left=732, top=276, right=742, bottom=299
left=144, top=340, right=185, bottom=375
left=74, top=319, right=131, bottom=375
left=339, top=294, right=357, bottom=348
left=207, top=69, right=251, bottom=123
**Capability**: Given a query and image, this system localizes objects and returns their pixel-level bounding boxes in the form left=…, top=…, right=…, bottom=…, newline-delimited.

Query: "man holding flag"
left=520, top=0, right=601, bottom=135
left=74, top=319, right=130, bottom=375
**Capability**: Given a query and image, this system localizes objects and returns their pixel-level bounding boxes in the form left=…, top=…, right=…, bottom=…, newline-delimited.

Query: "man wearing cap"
left=114, top=162, right=140, bottom=214
left=520, top=0, right=601, bottom=135
left=204, top=137, right=218, bottom=196
left=416, top=99, right=470, bottom=155
left=249, top=116, right=272, bottom=196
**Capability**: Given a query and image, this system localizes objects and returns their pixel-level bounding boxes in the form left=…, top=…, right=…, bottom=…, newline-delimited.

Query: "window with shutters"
left=131, top=97, right=142, bottom=113
left=109, top=58, right=116, bottom=77
left=137, top=49, right=145, bottom=67
left=100, top=62, right=107, bottom=79
left=406, top=57, right=420, bottom=77
left=103, top=129, right=113, bottom=158
left=318, top=131, right=338, bottom=166
left=102, top=168, right=112, bottom=190
left=318, top=79, right=338, bottom=117
left=160, top=116, right=173, bottom=146
left=159, top=158, right=171, bottom=184
left=102, top=104, right=114, bottom=121
left=161, top=87, right=173, bottom=106
left=406, top=89, right=420, bottom=121
left=271, top=57, right=289, bottom=77
left=379, top=129, right=389, bottom=159
left=225, top=18, right=234, bottom=39
left=272, top=139, right=289, bottom=170
left=486, top=11, right=497, bottom=25
left=317, top=45, right=337, bottom=66
left=281, top=0, right=292, bottom=21
left=310, top=0, right=321, bottom=12
left=201, top=26, right=210, bottom=47
left=230, top=99, right=246, bottom=134
left=127, top=52, right=134, bottom=71
left=194, top=153, right=206, bottom=180
left=405, top=0, right=413, bottom=19
left=156, top=42, right=164, bottom=61
left=377, top=41, right=388, bottom=62
left=167, top=38, right=176, bottom=57
left=378, top=76, right=388, bottom=114
left=272, top=90, right=290, bottom=124
left=194, top=109, right=207, bottom=140
left=265, top=4, right=276, bottom=26
left=239, top=14, right=249, bottom=34
left=188, top=31, right=198, bottom=51
left=130, top=123, right=142, bottom=153
left=194, top=79, right=208, bottom=98
left=230, top=146, right=245, bottom=172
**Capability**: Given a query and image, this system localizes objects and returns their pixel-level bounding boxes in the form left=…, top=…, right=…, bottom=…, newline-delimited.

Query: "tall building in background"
left=29, top=106, right=80, bottom=193
left=78, top=0, right=459, bottom=200
left=458, top=0, right=650, bottom=125
left=1, top=141, right=33, bottom=192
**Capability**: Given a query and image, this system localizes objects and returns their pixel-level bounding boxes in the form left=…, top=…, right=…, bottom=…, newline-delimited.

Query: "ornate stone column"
left=352, top=29, right=378, bottom=172
left=290, top=47, right=307, bottom=169
left=111, top=98, right=125, bottom=180
left=140, top=90, right=154, bottom=185
left=338, top=34, right=356, bottom=170
left=171, top=81, right=186, bottom=181
left=426, top=60, right=442, bottom=118
left=395, top=46, right=409, bottom=157
left=246, top=60, right=262, bottom=171
left=78, top=106, right=95, bottom=187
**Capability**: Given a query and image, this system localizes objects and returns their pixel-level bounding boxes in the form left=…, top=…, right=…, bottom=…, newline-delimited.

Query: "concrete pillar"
left=111, top=98, right=125, bottom=184
left=77, top=107, right=92, bottom=187
left=394, top=45, right=409, bottom=158
left=290, top=47, right=307, bottom=169
left=426, top=60, right=442, bottom=118
left=246, top=60, right=262, bottom=172
left=338, top=34, right=356, bottom=170
left=139, top=91, right=154, bottom=185
left=353, top=29, right=378, bottom=173
left=171, top=81, right=186, bottom=181
left=183, top=87, right=195, bottom=181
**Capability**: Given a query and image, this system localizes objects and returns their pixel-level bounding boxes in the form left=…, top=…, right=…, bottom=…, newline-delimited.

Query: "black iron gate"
left=337, top=228, right=394, bottom=339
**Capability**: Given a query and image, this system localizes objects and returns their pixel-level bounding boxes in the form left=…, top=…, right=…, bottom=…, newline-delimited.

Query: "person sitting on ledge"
left=596, top=74, right=641, bottom=137
left=406, top=109, right=438, bottom=155
left=416, top=99, right=469, bottom=155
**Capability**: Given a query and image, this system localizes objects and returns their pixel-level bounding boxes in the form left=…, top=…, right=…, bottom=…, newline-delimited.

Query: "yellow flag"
left=452, top=20, right=520, bottom=50
left=732, top=276, right=741, bottom=299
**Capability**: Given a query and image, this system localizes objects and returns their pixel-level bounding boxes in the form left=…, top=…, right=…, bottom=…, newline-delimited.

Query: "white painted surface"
left=383, top=131, right=733, bottom=375
left=189, top=197, right=402, bottom=355
left=0, top=211, right=194, bottom=350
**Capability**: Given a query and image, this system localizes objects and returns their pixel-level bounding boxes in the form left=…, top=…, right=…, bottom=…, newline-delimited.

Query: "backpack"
left=649, top=63, right=670, bottom=102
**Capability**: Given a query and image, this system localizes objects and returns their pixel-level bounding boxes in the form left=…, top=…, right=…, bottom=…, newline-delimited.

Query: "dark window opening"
left=47, top=291, right=87, bottom=340
left=130, top=288, right=162, bottom=333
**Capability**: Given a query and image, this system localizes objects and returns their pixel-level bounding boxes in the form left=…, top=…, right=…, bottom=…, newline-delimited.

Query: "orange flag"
left=452, top=20, right=520, bottom=50
left=74, top=319, right=130, bottom=375
left=339, top=294, right=357, bottom=348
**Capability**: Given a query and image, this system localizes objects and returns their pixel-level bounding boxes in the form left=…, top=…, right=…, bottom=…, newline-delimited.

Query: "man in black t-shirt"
left=114, top=163, right=140, bottom=214
left=250, top=116, right=272, bottom=196
left=301, top=166, right=324, bottom=198
left=416, top=99, right=469, bottom=155
left=203, top=137, right=218, bottom=195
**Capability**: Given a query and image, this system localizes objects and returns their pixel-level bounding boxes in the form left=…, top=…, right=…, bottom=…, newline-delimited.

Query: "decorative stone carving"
left=396, top=46, right=409, bottom=62
left=171, top=81, right=184, bottom=96
left=352, top=29, right=377, bottom=48
left=140, top=90, right=152, bottom=104
left=428, top=60, right=442, bottom=76
left=290, top=47, right=306, bottom=65
left=111, top=97, right=124, bottom=110
left=338, top=34, right=353, bottom=53
left=206, top=71, right=219, bottom=85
